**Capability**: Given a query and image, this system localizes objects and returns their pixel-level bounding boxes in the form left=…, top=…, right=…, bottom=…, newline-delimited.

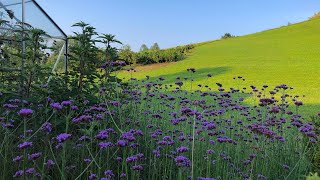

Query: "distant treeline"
left=309, top=12, right=320, bottom=20
left=119, top=43, right=195, bottom=65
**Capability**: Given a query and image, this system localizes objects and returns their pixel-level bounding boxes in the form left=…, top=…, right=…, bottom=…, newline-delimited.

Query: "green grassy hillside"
left=118, top=19, right=320, bottom=115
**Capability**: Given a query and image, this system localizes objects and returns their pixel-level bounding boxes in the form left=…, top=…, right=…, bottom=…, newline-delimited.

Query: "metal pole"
left=47, top=42, right=66, bottom=84
left=21, top=0, right=25, bottom=97
left=65, top=38, right=68, bottom=74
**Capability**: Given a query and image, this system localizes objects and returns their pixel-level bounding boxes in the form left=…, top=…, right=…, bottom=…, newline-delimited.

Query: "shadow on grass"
left=131, top=65, right=319, bottom=117
left=295, top=104, right=320, bottom=118
left=146, top=66, right=231, bottom=85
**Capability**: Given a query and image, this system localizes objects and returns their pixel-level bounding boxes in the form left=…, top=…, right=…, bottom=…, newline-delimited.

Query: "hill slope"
left=119, top=19, right=320, bottom=115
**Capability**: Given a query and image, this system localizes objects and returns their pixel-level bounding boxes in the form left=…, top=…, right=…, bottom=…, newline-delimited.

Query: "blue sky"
left=36, top=0, right=320, bottom=51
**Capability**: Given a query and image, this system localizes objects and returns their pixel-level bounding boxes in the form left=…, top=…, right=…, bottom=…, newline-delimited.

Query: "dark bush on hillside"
left=221, top=33, right=235, bottom=39
left=309, top=12, right=320, bottom=20
left=136, top=44, right=194, bottom=65
left=136, top=51, right=156, bottom=64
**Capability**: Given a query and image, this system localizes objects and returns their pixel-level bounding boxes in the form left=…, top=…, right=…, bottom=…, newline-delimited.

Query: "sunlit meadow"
left=1, top=67, right=319, bottom=179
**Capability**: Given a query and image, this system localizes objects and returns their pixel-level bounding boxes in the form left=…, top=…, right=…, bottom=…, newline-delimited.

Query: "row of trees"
left=118, top=43, right=194, bottom=65
left=1, top=19, right=194, bottom=101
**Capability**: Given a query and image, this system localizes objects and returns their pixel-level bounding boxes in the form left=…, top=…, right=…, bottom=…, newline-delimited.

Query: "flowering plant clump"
left=56, top=133, right=72, bottom=143
left=18, top=108, right=33, bottom=117
left=0, top=69, right=318, bottom=180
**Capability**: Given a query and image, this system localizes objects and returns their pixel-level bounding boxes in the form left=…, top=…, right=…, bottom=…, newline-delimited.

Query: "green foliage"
left=306, top=173, right=320, bottom=180
left=118, top=18, right=320, bottom=116
left=46, top=73, right=70, bottom=101
left=136, top=50, right=156, bottom=64
left=221, top=33, right=235, bottom=39
left=136, top=44, right=194, bottom=65
left=1, top=19, right=127, bottom=102
left=98, top=33, right=122, bottom=81
left=118, top=45, right=136, bottom=65
left=23, top=28, right=51, bottom=97
left=139, top=44, right=149, bottom=52
left=68, top=21, right=101, bottom=97
left=150, top=42, right=160, bottom=51
left=310, top=115, right=320, bottom=172
left=0, top=21, right=52, bottom=100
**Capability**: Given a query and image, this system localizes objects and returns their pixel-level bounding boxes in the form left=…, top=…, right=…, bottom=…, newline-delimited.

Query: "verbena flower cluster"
left=0, top=68, right=319, bottom=179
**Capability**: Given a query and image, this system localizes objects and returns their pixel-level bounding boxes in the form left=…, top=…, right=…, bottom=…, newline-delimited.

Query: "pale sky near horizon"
left=35, top=0, right=320, bottom=51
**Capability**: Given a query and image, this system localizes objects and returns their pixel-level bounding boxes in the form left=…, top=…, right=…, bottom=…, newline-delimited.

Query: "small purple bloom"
left=99, top=142, right=113, bottom=149
left=84, top=158, right=92, bottom=163
left=116, top=157, right=123, bottom=162
left=56, top=133, right=72, bottom=143
left=41, top=122, right=52, bottom=132
left=13, top=170, right=24, bottom=178
left=50, top=102, right=62, bottom=110
left=176, top=146, right=189, bottom=153
left=132, top=165, right=143, bottom=171
left=122, top=132, right=136, bottom=142
left=175, top=155, right=191, bottom=167
left=294, top=101, right=303, bottom=106
left=104, top=170, right=115, bottom=178
left=197, top=177, right=215, bottom=180
left=28, top=152, right=42, bottom=161
left=120, top=173, right=126, bottom=178
left=71, top=105, right=78, bottom=111
left=126, top=155, right=138, bottom=163
left=88, top=173, right=98, bottom=180
left=3, top=104, right=18, bottom=109
left=18, top=109, right=33, bottom=117
left=61, top=100, right=73, bottom=106
left=13, top=155, right=23, bottom=162
left=25, top=168, right=36, bottom=175
left=45, top=160, right=55, bottom=168
left=116, top=140, right=127, bottom=147
left=18, top=142, right=33, bottom=149
left=95, top=130, right=109, bottom=140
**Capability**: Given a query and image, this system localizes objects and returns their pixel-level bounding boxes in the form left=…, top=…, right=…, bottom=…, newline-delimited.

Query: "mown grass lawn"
left=118, top=18, right=320, bottom=115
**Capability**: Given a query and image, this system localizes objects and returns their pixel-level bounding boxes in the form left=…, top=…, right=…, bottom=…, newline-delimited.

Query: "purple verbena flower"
left=28, top=152, right=42, bottom=161
left=122, top=132, right=136, bottom=142
left=84, top=158, right=91, bottom=163
left=176, top=146, right=189, bottom=153
left=95, top=130, right=109, bottom=140
left=71, top=105, right=78, bottom=111
left=197, top=177, right=215, bottom=180
left=116, top=140, right=127, bottom=147
left=132, top=165, right=143, bottom=171
left=175, top=155, right=191, bottom=167
left=120, top=173, right=126, bottom=178
left=45, top=159, right=55, bottom=168
left=13, top=170, right=24, bottom=178
left=50, top=102, right=62, bottom=110
left=25, top=168, right=36, bottom=175
left=126, top=155, right=138, bottom=163
left=41, top=122, right=52, bottom=132
left=13, top=155, right=23, bottom=162
left=99, top=142, right=113, bottom=149
left=61, top=100, right=73, bottom=106
left=104, top=170, right=115, bottom=178
left=18, top=142, right=33, bottom=149
left=56, top=133, right=72, bottom=143
left=3, top=104, right=18, bottom=109
left=88, top=173, right=98, bottom=180
left=18, top=109, right=33, bottom=117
